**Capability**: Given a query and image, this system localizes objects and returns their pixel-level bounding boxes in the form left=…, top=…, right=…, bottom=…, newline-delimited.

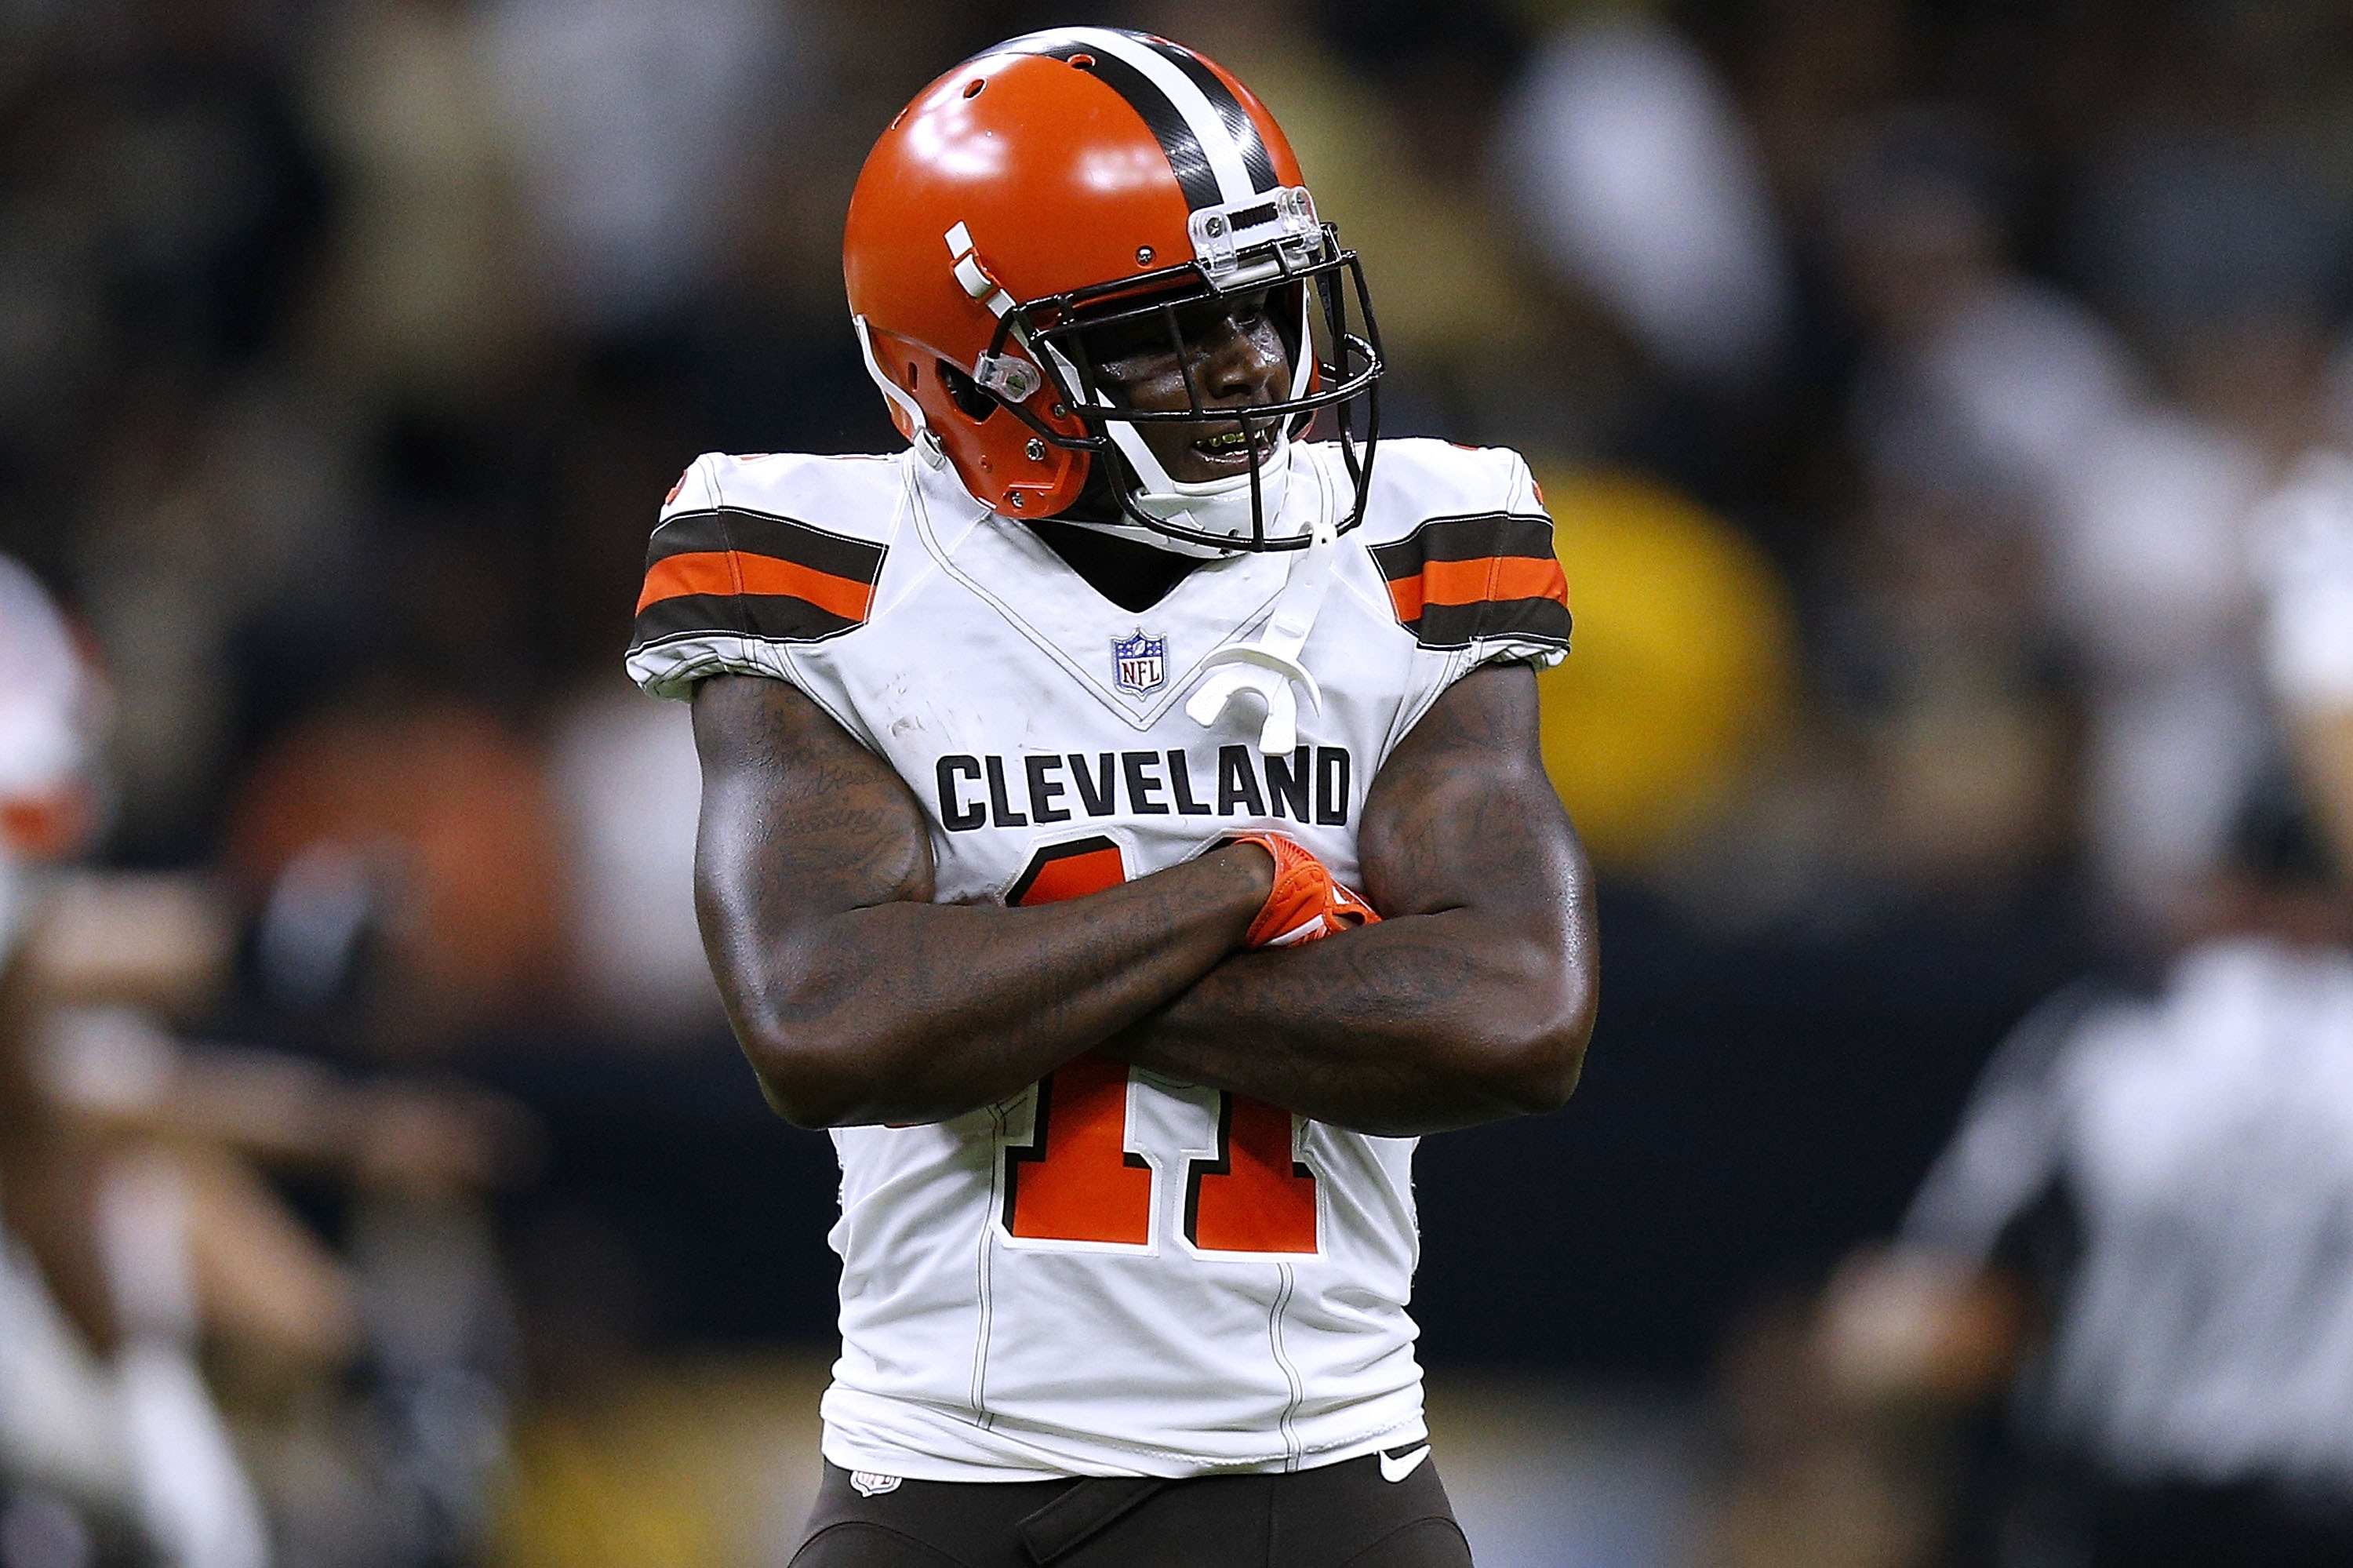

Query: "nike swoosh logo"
left=1379, top=1445, right=1431, bottom=1483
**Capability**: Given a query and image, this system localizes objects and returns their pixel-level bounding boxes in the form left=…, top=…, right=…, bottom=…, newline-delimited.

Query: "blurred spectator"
left=1710, top=1284, right=1989, bottom=1568
left=2, top=556, right=273, bottom=1567
left=2042, top=133, right=2348, bottom=931
left=0, top=555, right=105, bottom=900
left=227, top=691, right=566, bottom=1060
left=4, top=551, right=533, bottom=1565
left=69, top=369, right=367, bottom=860
left=1817, top=112, right=2093, bottom=901
left=2252, top=452, right=2353, bottom=872
left=475, top=0, right=798, bottom=334
left=1829, top=113, right=2137, bottom=505
left=0, top=0, right=325, bottom=396
left=1501, top=14, right=1791, bottom=395
left=295, top=0, right=544, bottom=402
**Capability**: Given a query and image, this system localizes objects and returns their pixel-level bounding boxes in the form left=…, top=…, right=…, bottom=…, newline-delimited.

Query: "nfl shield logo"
left=1113, top=630, right=1166, bottom=695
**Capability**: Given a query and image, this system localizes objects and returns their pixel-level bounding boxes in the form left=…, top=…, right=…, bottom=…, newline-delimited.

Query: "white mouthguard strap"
left=1185, top=508, right=1340, bottom=755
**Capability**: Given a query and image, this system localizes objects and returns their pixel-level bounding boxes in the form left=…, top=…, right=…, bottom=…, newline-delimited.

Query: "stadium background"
left=3, top=0, right=2349, bottom=1562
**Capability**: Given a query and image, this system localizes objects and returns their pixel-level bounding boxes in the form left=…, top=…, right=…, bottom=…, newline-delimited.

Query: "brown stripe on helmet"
left=1004, top=33, right=1224, bottom=210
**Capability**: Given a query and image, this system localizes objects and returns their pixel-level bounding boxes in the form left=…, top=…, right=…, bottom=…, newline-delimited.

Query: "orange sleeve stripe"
left=637, top=551, right=877, bottom=622
left=1384, top=554, right=1567, bottom=623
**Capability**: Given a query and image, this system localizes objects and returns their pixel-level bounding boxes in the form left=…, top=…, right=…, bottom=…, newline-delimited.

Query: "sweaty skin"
left=1086, top=286, right=1289, bottom=484
left=690, top=662, right=1596, bottom=1135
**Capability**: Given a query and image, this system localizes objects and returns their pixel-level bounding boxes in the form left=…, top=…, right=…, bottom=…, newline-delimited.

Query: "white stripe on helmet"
left=1031, top=26, right=1260, bottom=208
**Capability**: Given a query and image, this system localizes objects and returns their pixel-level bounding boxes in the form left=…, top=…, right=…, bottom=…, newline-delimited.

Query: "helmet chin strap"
left=853, top=315, right=944, bottom=463
left=1102, top=417, right=1297, bottom=550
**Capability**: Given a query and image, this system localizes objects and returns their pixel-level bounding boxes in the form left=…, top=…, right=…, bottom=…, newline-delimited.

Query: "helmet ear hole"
left=936, top=359, right=999, bottom=423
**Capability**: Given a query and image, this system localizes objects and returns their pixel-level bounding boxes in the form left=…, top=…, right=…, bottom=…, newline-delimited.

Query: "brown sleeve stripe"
left=1368, top=511, right=1572, bottom=652
left=645, top=506, right=886, bottom=583
left=1402, top=595, right=1573, bottom=652
left=630, top=505, right=886, bottom=652
left=1383, top=511, right=1557, bottom=565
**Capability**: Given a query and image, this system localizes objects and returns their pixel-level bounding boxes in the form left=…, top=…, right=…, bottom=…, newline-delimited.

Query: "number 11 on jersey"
left=1001, top=838, right=1320, bottom=1255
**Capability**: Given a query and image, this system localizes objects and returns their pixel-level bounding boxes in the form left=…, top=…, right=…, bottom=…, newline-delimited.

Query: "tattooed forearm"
left=692, top=676, right=1274, bottom=1127
left=1345, top=938, right=1476, bottom=1011
left=1106, top=664, right=1598, bottom=1136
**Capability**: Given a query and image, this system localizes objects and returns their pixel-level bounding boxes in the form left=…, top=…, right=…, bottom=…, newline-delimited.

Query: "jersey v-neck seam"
left=864, top=453, right=955, bottom=625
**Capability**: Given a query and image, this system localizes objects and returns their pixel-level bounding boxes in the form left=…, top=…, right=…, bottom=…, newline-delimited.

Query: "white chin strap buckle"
left=1185, top=516, right=1340, bottom=755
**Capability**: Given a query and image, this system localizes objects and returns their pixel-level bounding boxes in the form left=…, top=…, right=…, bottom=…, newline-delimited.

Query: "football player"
left=627, top=27, right=1597, bottom=1567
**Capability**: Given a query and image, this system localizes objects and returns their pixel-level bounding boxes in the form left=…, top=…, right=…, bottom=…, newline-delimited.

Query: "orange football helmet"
left=842, top=27, right=1381, bottom=553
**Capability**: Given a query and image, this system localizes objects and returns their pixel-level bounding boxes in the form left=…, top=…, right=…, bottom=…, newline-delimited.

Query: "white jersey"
left=627, top=436, right=1569, bottom=1479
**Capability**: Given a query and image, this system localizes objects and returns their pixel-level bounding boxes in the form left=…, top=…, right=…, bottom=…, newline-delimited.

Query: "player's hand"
left=1224, top=831, right=1380, bottom=948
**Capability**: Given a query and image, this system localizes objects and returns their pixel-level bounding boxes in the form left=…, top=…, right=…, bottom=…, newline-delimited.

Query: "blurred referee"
left=1837, top=758, right=2353, bottom=1567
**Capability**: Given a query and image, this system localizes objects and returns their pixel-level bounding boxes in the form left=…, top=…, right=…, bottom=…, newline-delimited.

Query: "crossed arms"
left=689, top=662, right=1597, bottom=1137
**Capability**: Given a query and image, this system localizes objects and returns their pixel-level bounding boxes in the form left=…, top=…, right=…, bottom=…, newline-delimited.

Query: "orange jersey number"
left=1001, top=839, right=1319, bottom=1254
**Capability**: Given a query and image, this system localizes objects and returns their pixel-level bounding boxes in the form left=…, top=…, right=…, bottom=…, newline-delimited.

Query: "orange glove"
left=1226, top=831, right=1381, bottom=948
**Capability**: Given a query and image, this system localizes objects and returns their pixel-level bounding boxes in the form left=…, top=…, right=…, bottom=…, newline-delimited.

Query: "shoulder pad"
left=1353, top=441, right=1568, bottom=655
left=627, top=452, right=904, bottom=699
left=666, top=450, right=907, bottom=545
left=1352, top=438, right=1544, bottom=544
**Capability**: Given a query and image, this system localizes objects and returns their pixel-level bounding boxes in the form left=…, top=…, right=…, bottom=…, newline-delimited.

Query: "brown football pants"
left=788, top=1450, right=1475, bottom=1567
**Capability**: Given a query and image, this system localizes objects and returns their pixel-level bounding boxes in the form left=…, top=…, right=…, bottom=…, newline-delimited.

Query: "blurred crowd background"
left=5, top=0, right=2353, bottom=1564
